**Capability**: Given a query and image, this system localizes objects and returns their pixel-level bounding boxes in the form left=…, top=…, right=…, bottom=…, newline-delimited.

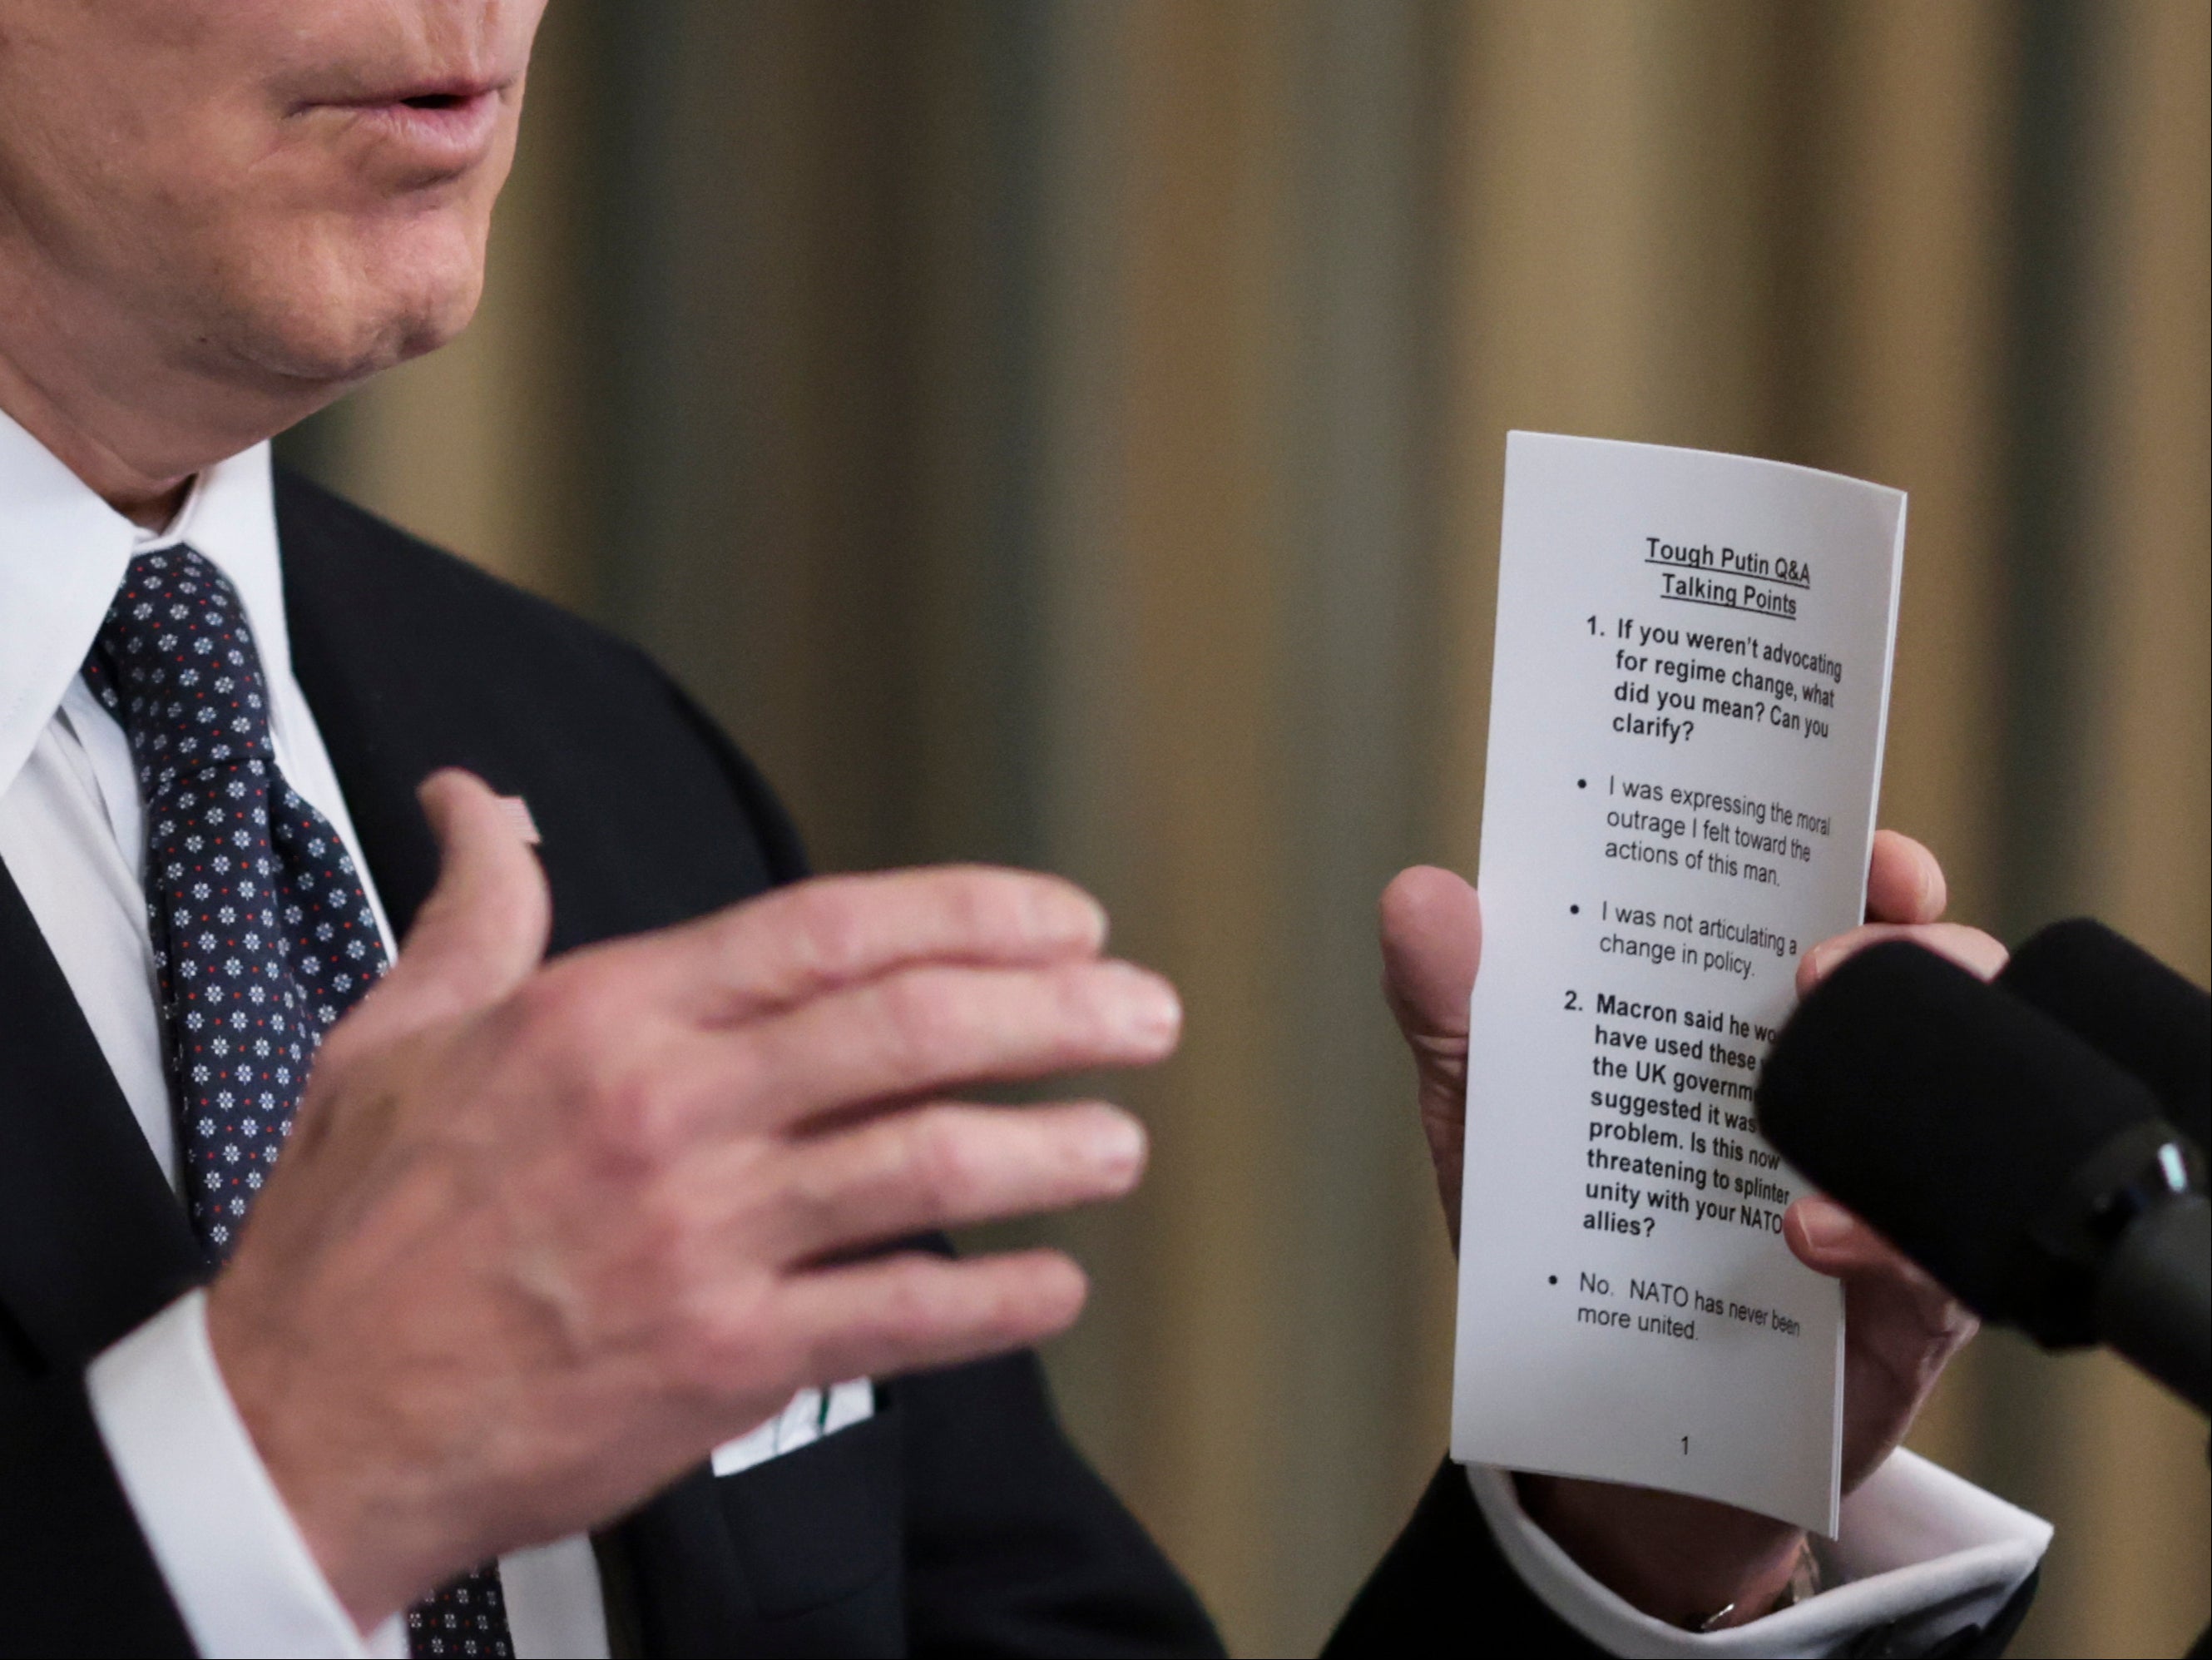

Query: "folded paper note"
left=1451, top=432, right=1907, bottom=1534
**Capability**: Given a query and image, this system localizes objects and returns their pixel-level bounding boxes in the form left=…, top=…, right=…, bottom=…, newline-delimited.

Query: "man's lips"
left=302, top=81, right=507, bottom=172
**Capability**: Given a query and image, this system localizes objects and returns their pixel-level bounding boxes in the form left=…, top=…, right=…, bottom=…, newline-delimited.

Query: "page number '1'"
left=1681, top=1436, right=1690, bottom=1455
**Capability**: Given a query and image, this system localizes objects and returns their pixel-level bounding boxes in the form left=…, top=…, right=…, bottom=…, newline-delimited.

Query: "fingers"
left=1784, top=1196, right=1977, bottom=1345
left=616, top=867, right=1111, bottom=1025
left=1797, top=921, right=2008, bottom=998
left=739, top=959, right=1180, bottom=1130
left=1784, top=1196, right=1913, bottom=1278
left=1866, top=830, right=1947, bottom=925
left=784, top=1248, right=1091, bottom=1385
left=1785, top=1197, right=1961, bottom=1317
left=354, top=771, right=552, bottom=1038
left=764, top=1102, right=1146, bottom=1262
left=1378, top=866, right=1482, bottom=1054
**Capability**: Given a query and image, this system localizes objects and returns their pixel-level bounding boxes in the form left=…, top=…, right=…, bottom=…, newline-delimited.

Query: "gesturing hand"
left=1378, top=830, right=1995, bottom=1628
left=209, top=771, right=1179, bottom=1631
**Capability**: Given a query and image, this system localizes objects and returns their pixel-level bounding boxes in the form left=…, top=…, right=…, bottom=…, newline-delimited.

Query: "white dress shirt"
left=0, top=409, right=2044, bottom=1657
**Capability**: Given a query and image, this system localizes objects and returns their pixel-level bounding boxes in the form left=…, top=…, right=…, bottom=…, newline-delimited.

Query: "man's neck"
left=0, top=260, right=342, bottom=528
left=0, top=350, right=200, bottom=526
left=116, top=479, right=194, bottom=532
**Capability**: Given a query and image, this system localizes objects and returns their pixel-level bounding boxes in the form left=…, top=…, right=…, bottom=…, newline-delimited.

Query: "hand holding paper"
left=1383, top=835, right=1984, bottom=1625
left=1451, top=433, right=1910, bottom=1534
left=1380, top=434, right=1989, bottom=1626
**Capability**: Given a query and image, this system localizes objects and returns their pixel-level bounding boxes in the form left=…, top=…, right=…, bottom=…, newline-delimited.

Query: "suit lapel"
left=278, top=477, right=740, bottom=1654
left=277, top=485, right=519, bottom=940
left=0, top=859, right=202, bottom=1368
left=280, top=579, right=440, bottom=939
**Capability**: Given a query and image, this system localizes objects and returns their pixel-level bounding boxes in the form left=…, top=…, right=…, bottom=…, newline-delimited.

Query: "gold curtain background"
left=285, top=3, right=2210, bottom=1654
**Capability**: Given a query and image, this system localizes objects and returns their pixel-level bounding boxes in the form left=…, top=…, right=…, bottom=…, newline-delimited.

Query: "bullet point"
left=1577, top=779, right=1587, bottom=789
left=1548, top=1275, right=1559, bottom=1285
left=1570, top=904, right=1580, bottom=914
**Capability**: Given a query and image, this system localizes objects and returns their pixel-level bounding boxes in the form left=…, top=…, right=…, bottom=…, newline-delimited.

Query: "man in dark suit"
left=0, top=2, right=2046, bottom=1654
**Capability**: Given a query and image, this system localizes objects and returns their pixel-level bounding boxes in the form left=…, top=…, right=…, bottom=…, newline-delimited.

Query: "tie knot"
left=84, top=545, right=275, bottom=796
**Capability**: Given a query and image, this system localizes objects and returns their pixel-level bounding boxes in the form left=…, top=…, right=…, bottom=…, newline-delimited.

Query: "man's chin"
left=226, top=273, right=482, bottom=391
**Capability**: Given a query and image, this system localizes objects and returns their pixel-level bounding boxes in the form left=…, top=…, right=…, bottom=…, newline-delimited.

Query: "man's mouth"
left=300, top=79, right=509, bottom=174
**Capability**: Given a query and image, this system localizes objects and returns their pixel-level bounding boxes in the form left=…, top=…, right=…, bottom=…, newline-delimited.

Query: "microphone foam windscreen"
left=2000, top=919, right=2210, bottom=1153
left=1757, top=940, right=2164, bottom=1323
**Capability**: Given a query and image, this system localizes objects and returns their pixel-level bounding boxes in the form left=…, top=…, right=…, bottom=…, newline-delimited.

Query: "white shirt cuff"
left=1469, top=1452, right=2051, bottom=1658
left=86, top=1290, right=408, bottom=1659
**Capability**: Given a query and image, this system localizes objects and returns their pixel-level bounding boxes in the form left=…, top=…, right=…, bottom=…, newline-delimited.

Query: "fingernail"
left=1027, top=881, right=1107, bottom=951
left=1801, top=942, right=1835, bottom=984
left=1110, top=969, right=1181, bottom=1040
left=1087, top=1113, right=1147, bottom=1174
left=1795, top=1197, right=1853, bottom=1249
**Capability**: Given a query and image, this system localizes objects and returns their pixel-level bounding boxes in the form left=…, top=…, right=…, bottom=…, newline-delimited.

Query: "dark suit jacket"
left=0, top=473, right=2035, bottom=1657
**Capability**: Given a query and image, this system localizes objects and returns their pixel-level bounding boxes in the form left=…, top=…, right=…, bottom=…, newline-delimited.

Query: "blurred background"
left=281, top=2, right=2209, bottom=1653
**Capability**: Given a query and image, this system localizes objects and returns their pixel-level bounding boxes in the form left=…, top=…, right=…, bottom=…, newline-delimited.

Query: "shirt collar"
left=0, top=406, right=285, bottom=805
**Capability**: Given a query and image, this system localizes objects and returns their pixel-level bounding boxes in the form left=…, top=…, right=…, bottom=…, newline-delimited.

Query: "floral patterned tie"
left=84, top=545, right=513, bottom=1659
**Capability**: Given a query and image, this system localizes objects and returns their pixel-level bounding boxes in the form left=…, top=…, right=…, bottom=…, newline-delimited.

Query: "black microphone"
left=1999, top=918, right=2210, bottom=1154
left=1756, top=940, right=2209, bottom=1413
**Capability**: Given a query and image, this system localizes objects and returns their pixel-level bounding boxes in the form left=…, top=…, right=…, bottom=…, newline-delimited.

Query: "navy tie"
left=85, top=546, right=512, bottom=1659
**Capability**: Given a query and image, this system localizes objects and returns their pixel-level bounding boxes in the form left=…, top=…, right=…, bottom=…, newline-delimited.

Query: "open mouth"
left=372, top=82, right=501, bottom=118
left=311, top=81, right=507, bottom=169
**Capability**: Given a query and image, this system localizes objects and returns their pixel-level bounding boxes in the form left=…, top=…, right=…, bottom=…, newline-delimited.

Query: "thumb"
left=1379, top=865, right=1482, bottom=1073
left=1379, top=866, right=1482, bottom=1246
left=347, top=770, right=552, bottom=1043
